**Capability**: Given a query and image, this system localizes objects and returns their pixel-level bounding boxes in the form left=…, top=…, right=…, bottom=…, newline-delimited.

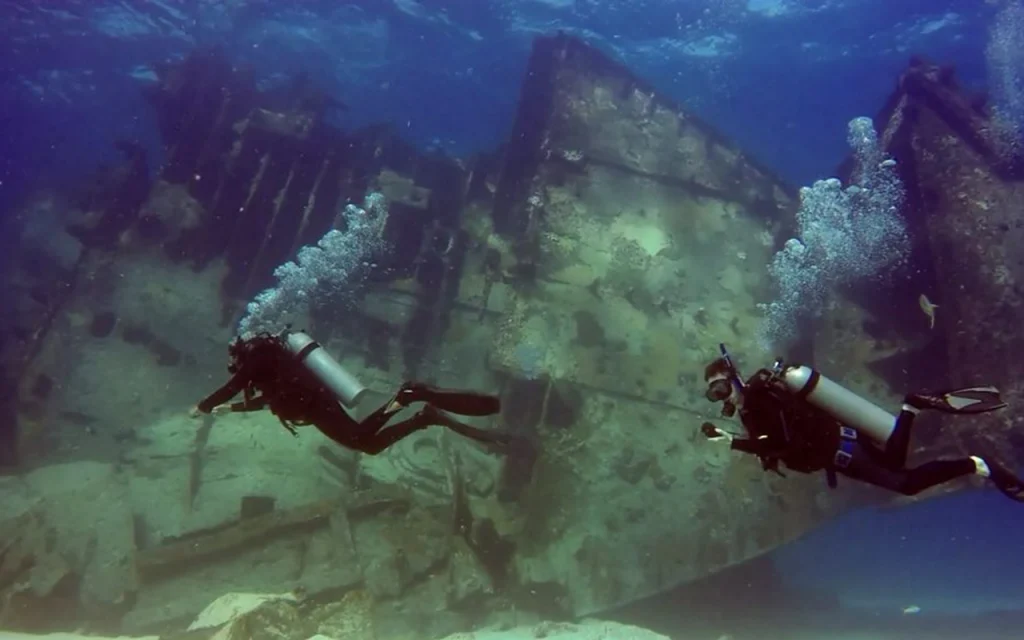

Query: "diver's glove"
left=701, top=422, right=734, bottom=442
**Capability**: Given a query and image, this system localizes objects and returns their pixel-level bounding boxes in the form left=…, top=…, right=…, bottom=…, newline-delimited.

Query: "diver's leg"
left=841, top=438, right=970, bottom=495
left=419, top=405, right=512, bottom=447
left=844, top=446, right=976, bottom=496
left=350, top=382, right=476, bottom=438
left=353, top=405, right=512, bottom=455
left=973, top=456, right=1024, bottom=502
left=392, top=382, right=501, bottom=416
left=310, top=404, right=372, bottom=450
left=845, top=441, right=1024, bottom=501
left=364, top=402, right=401, bottom=427
left=882, top=404, right=919, bottom=468
left=897, top=459, right=979, bottom=495
left=348, top=398, right=408, bottom=438
left=905, top=386, right=1007, bottom=414
left=354, top=413, right=432, bottom=455
left=341, top=381, right=498, bottom=443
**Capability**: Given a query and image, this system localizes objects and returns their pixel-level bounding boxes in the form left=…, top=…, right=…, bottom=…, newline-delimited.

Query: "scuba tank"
left=281, top=329, right=368, bottom=408
left=778, top=364, right=896, bottom=446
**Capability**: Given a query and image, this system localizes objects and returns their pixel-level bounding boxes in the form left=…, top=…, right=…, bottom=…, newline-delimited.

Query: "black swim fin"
left=905, top=386, right=1007, bottom=414
left=986, top=459, right=1024, bottom=503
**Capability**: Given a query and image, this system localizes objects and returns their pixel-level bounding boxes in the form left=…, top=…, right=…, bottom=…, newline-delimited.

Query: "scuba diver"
left=191, top=328, right=512, bottom=455
left=700, top=344, right=1024, bottom=502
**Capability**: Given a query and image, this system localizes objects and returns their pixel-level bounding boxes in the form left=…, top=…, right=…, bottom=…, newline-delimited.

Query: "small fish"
left=902, top=605, right=922, bottom=615
left=918, top=294, right=938, bottom=329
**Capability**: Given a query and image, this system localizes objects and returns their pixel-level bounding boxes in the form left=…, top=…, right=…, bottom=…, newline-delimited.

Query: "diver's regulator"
left=280, top=328, right=369, bottom=408
left=712, top=344, right=898, bottom=446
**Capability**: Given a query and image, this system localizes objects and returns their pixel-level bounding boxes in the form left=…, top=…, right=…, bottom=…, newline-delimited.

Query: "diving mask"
left=705, top=378, right=733, bottom=402
left=705, top=375, right=739, bottom=418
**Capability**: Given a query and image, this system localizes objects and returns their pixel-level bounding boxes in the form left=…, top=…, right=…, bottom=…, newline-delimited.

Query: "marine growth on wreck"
left=2, top=4, right=1024, bottom=640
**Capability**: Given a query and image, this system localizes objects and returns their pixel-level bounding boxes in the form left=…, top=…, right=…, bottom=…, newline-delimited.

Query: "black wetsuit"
left=730, top=369, right=977, bottom=496
left=196, top=333, right=510, bottom=455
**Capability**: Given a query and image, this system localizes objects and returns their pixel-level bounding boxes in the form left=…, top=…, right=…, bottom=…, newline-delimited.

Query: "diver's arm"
left=730, top=436, right=776, bottom=456
left=701, top=423, right=783, bottom=457
left=701, top=422, right=735, bottom=443
left=214, top=394, right=269, bottom=414
left=194, top=374, right=247, bottom=414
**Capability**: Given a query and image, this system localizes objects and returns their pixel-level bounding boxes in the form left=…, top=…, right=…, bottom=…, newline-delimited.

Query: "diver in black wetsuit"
left=699, top=344, right=1024, bottom=502
left=191, top=328, right=511, bottom=455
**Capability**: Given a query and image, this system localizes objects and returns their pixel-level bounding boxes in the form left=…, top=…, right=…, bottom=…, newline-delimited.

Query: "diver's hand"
left=701, top=422, right=733, bottom=442
left=189, top=404, right=229, bottom=418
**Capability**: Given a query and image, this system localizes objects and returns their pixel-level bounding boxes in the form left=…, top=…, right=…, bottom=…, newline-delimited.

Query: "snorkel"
left=705, top=343, right=745, bottom=418
left=718, top=343, right=745, bottom=391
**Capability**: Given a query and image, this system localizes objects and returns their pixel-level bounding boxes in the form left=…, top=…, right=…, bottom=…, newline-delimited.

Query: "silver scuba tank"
left=779, top=364, right=897, bottom=446
left=282, top=330, right=368, bottom=408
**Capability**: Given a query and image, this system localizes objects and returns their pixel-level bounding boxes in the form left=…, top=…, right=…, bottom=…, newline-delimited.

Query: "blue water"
left=3, top=0, right=1021, bottom=633
left=1, top=1, right=996, bottom=210
left=778, top=487, right=1024, bottom=615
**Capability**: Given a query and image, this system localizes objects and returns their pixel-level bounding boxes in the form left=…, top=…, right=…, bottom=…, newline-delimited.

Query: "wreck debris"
left=7, top=33, right=1016, bottom=639
left=473, top=33, right=830, bottom=618
left=861, top=59, right=1024, bottom=467
left=493, top=33, right=792, bottom=241
left=138, top=49, right=475, bottom=379
left=142, top=50, right=458, bottom=295
left=66, top=140, right=152, bottom=251
left=137, top=489, right=414, bottom=584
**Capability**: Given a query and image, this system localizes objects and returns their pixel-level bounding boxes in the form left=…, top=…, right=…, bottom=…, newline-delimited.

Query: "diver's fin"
left=986, top=459, right=1024, bottom=503
left=905, top=386, right=1007, bottom=414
